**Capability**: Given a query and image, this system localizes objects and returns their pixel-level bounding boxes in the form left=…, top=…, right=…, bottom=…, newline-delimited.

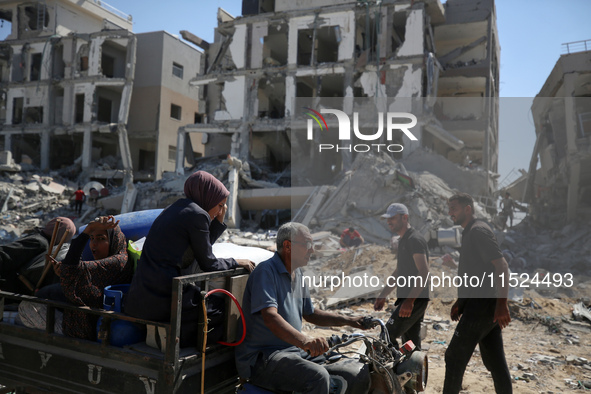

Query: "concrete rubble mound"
left=298, top=152, right=491, bottom=245
left=0, top=173, right=74, bottom=244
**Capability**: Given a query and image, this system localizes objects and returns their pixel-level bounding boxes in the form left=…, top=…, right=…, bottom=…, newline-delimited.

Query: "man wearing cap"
left=374, top=203, right=430, bottom=350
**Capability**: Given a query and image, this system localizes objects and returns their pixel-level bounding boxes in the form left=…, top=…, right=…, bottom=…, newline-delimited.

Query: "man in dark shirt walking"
left=444, top=193, right=512, bottom=393
left=374, top=203, right=429, bottom=350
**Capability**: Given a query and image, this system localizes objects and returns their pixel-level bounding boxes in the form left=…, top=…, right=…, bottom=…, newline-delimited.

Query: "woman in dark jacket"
left=125, top=171, right=254, bottom=347
left=19, top=216, right=132, bottom=340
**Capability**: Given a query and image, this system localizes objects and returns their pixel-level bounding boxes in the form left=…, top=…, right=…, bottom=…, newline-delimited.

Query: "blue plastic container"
left=80, top=208, right=163, bottom=260
left=97, top=284, right=146, bottom=347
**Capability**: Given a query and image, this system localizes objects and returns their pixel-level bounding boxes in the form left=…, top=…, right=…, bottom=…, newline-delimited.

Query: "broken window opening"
left=172, top=62, right=184, bottom=79
left=0, top=10, right=13, bottom=40
left=297, top=26, right=340, bottom=66
left=23, top=4, right=49, bottom=32
left=12, top=97, right=23, bottom=124
left=263, top=24, right=288, bottom=67
left=318, top=74, right=344, bottom=98
left=0, top=89, right=6, bottom=123
left=296, top=76, right=315, bottom=97
left=101, top=41, right=127, bottom=78
left=578, top=112, right=591, bottom=138
left=259, top=0, right=275, bottom=13
left=30, top=52, right=41, bottom=81
left=139, top=149, right=156, bottom=173
left=316, top=26, right=340, bottom=64
left=242, top=0, right=275, bottom=16
left=24, top=106, right=43, bottom=124
left=168, top=145, right=176, bottom=162
left=78, top=43, right=90, bottom=74
left=194, top=113, right=205, bottom=124
left=80, top=56, right=88, bottom=71
left=101, top=54, right=115, bottom=78
left=258, top=77, right=285, bottom=119
left=12, top=133, right=40, bottom=167
left=11, top=52, right=23, bottom=82
left=355, top=13, right=379, bottom=62
left=52, top=44, right=65, bottom=79
left=0, top=45, right=10, bottom=83
left=75, top=94, right=85, bottom=123
left=95, top=86, right=122, bottom=123
left=542, top=116, right=554, bottom=145
left=49, top=135, right=76, bottom=170
left=297, top=29, right=313, bottom=66
left=390, top=12, right=406, bottom=57
left=52, top=87, right=64, bottom=125
left=97, top=97, right=113, bottom=123
left=171, top=103, right=182, bottom=121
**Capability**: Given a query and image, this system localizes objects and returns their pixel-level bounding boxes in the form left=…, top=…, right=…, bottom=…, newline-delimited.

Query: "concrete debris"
left=301, top=152, right=491, bottom=246
left=0, top=173, right=77, bottom=244
left=499, top=218, right=591, bottom=276
left=572, top=302, right=591, bottom=324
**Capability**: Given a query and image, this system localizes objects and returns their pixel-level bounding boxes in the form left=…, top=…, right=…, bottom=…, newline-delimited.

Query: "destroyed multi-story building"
left=0, top=0, right=204, bottom=193
left=178, top=0, right=500, bottom=196
left=128, top=31, right=203, bottom=181
left=0, top=0, right=135, bottom=178
left=525, top=39, right=591, bottom=225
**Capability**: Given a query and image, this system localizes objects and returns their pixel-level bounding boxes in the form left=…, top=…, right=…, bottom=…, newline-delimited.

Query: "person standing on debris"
left=500, top=192, right=515, bottom=229
left=0, top=217, right=75, bottom=294
left=125, top=170, right=255, bottom=347
left=374, top=203, right=430, bottom=350
left=72, top=186, right=85, bottom=215
left=339, top=226, right=364, bottom=248
left=236, top=222, right=368, bottom=394
left=444, top=193, right=512, bottom=394
left=19, top=216, right=132, bottom=339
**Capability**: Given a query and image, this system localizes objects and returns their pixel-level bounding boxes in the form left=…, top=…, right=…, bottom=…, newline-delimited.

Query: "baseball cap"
left=381, top=203, right=409, bottom=218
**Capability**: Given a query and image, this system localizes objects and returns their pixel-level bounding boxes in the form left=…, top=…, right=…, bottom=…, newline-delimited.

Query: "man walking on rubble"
left=72, top=186, right=85, bottom=216
left=500, top=192, right=515, bottom=229
left=444, top=193, right=512, bottom=394
left=374, top=203, right=430, bottom=350
left=236, top=222, right=368, bottom=394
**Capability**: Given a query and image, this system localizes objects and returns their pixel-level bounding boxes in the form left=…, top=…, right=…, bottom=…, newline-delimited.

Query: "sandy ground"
left=302, top=246, right=591, bottom=393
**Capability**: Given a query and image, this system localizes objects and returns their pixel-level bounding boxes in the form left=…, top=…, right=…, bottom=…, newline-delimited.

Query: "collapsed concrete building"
left=524, top=40, right=591, bottom=226
left=177, top=0, right=500, bottom=203
left=0, top=0, right=205, bottom=212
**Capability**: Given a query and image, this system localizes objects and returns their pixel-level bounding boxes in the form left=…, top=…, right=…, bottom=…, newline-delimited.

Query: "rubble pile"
left=133, top=155, right=286, bottom=213
left=300, top=152, right=491, bottom=245
left=499, top=219, right=591, bottom=277
left=0, top=173, right=74, bottom=244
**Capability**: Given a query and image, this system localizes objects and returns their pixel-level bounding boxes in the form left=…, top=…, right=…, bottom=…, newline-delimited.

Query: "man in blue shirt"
left=236, top=222, right=367, bottom=394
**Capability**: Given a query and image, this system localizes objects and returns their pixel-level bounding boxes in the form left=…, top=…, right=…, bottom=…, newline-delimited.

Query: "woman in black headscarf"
left=20, top=216, right=132, bottom=340
left=125, top=171, right=254, bottom=347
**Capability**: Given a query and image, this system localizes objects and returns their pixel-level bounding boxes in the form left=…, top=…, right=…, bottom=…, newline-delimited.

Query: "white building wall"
left=215, top=76, right=246, bottom=120
left=229, top=24, right=247, bottom=70
left=397, top=9, right=424, bottom=57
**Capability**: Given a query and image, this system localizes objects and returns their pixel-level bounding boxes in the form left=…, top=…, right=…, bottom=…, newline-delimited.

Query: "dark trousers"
left=342, top=237, right=362, bottom=247
left=443, top=300, right=512, bottom=394
left=74, top=200, right=83, bottom=214
left=386, top=298, right=428, bottom=349
left=250, top=347, right=330, bottom=394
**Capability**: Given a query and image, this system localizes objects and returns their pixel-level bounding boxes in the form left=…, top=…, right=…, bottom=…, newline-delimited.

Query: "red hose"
left=204, top=288, right=246, bottom=346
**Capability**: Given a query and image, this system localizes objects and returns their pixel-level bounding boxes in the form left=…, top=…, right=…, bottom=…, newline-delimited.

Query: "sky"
left=1, top=0, right=590, bottom=183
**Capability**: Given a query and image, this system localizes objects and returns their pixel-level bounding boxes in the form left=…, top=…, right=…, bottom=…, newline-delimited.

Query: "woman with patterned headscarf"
left=20, top=216, right=132, bottom=340
left=125, top=171, right=255, bottom=347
